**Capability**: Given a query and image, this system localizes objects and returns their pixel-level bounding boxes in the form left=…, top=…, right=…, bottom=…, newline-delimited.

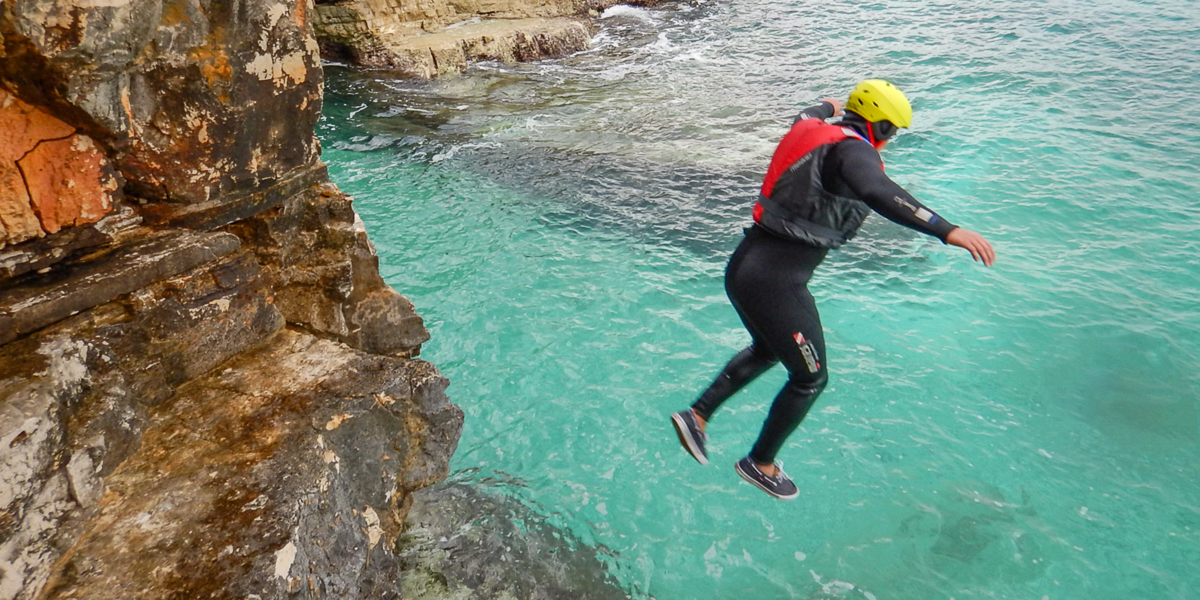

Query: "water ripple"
left=319, top=0, right=1200, bottom=597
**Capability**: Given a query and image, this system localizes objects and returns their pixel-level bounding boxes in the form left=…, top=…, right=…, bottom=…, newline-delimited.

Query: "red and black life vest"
left=753, top=119, right=881, bottom=248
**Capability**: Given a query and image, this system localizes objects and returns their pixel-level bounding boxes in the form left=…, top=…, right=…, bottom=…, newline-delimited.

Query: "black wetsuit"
left=691, top=103, right=957, bottom=466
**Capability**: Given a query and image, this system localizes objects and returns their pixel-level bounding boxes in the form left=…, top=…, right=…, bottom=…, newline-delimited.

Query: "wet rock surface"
left=399, top=479, right=636, bottom=600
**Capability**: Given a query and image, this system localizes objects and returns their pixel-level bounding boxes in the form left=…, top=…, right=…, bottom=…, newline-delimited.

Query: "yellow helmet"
left=847, top=80, right=912, bottom=128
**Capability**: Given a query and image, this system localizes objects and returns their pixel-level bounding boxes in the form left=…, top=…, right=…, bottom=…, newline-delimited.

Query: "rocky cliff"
left=0, top=1, right=462, bottom=598
left=311, top=0, right=665, bottom=77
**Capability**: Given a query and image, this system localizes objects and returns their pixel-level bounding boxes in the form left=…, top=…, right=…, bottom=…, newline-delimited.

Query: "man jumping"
left=671, top=80, right=996, bottom=499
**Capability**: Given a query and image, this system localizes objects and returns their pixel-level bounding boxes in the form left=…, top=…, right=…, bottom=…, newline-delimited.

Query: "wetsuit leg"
left=724, top=227, right=830, bottom=465
left=743, top=287, right=828, bottom=465
left=691, top=344, right=777, bottom=421
left=690, top=232, right=781, bottom=420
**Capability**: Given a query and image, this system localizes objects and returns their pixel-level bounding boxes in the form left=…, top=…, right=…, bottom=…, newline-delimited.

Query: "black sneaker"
left=735, top=457, right=799, bottom=500
left=671, top=410, right=709, bottom=465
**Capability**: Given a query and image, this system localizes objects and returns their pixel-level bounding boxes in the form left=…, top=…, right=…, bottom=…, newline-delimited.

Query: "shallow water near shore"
left=319, top=0, right=1200, bottom=597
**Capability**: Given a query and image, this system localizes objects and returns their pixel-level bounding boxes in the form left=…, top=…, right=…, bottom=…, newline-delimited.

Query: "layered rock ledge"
left=320, top=15, right=594, bottom=78
left=312, top=0, right=669, bottom=76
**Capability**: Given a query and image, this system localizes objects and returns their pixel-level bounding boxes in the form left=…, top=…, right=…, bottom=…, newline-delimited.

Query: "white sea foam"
left=647, top=31, right=673, bottom=52
left=601, top=5, right=653, bottom=20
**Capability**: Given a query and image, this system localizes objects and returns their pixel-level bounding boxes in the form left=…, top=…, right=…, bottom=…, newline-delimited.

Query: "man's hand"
left=821, top=97, right=845, bottom=117
left=945, top=228, right=996, bottom=267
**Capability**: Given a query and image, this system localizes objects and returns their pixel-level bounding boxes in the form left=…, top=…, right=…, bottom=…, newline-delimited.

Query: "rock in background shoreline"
left=0, top=0, right=462, bottom=598
left=312, top=0, right=671, bottom=77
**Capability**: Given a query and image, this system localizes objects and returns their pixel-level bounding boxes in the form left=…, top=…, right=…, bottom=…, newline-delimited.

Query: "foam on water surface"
left=601, top=5, right=655, bottom=20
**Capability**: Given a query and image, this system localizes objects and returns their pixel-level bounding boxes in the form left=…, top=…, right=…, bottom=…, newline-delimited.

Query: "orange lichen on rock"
left=0, top=162, right=42, bottom=246
left=0, top=88, right=74, bottom=245
left=194, top=45, right=234, bottom=89
left=294, top=0, right=309, bottom=29
left=20, top=135, right=120, bottom=234
left=0, top=88, right=119, bottom=243
left=0, top=90, right=75, bottom=149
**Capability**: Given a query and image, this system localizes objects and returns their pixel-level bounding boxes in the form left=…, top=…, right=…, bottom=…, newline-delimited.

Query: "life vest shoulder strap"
left=760, top=121, right=861, bottom=198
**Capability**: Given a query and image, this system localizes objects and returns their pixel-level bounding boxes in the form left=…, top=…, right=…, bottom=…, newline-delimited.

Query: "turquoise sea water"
left=319, top=0, right=1200, bottom=597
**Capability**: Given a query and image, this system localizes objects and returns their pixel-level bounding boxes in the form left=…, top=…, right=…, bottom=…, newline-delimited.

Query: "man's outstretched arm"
left=835, top=140, right=996, bottom=266
left=793, top=97, right=845, bottom=123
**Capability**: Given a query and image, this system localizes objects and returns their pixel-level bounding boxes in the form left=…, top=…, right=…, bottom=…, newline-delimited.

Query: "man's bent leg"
left=691, top=344, right=777, bottom=422
left=748, top=372, right=828, bottom=466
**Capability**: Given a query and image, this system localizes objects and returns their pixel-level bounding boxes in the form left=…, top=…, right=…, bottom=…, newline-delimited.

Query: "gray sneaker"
left=735, top=457, right=799, bottom=500
left=671, top=410, right=708, bottom=465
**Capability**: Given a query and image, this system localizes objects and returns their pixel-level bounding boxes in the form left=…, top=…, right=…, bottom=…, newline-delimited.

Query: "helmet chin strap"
left=846, top=112, right=887, bottom=150
left=865, top=121, right=881, bottom=149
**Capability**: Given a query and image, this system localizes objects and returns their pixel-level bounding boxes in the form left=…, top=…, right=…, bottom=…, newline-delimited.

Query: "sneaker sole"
left=671, top=413, right=708, bottom=466
left=734, top=461, right=799, bottom=500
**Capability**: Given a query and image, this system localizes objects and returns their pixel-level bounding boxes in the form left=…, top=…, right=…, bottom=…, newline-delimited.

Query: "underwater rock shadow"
left=320, top=65, right=935, bottom=269
left=399, top=471, right=652, bottom=600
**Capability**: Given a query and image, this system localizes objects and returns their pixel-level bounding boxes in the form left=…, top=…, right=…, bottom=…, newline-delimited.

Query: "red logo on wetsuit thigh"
left=794, top=332, right=821, bottom=373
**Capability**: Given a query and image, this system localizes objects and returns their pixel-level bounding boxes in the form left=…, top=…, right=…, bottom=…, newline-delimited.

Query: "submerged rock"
left=399, top=479, right=639, bottom=600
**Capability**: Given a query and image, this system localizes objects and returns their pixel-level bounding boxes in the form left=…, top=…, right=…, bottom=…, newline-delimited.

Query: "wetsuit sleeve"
left=832, top=139, right=958, bottom=241
left=793, top=102, right=836, bottom=123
